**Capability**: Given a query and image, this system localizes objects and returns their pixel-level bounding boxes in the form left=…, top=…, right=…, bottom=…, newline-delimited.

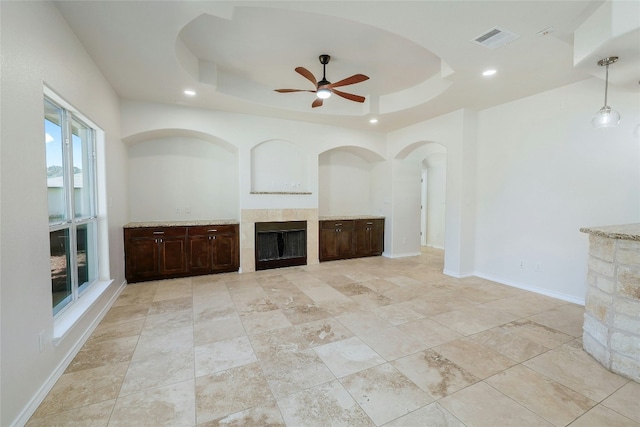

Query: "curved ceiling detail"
left=176, top=7, right=446, bottom=116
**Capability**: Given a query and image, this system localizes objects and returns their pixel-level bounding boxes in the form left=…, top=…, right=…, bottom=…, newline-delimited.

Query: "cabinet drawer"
left=187, top=225, right=237, bottom=236
left=355, top=219, right=384, bottom=228
left=320, top=220, right=354, bottom=230
left=125, top=227, right=187, bottom=238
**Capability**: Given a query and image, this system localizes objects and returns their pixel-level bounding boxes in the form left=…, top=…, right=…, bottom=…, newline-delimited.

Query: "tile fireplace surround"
left=241, top=209, right=319, bottom=273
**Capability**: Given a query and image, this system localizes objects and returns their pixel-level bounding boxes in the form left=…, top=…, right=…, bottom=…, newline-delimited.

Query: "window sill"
left=53, top=279, right=114, bottom=345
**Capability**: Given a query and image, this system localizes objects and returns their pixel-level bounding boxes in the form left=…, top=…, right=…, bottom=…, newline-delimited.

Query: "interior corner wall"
left=474, top=78, right=640, bottom=303
left=0, top=2, right=126, bottom=426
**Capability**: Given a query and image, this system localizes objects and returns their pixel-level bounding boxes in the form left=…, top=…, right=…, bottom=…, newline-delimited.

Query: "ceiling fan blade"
left=295, top=67, right=318, bottom=87
left=274, top=89, right=316, bottom=93
left=312, top=98, right=323, bottom=108
left=326, top=74, right=369, bottom=89
left=332, top=88, right=366, bottom=103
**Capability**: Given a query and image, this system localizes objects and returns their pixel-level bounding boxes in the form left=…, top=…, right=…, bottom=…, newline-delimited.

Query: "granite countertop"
left=319, top=215, right=385, bottom=221
left=580, top=223, right=640, bottom=241
left=124, top=220, right=239, bottom=228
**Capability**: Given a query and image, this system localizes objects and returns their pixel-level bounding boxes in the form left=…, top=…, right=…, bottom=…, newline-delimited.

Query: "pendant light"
left=592, top=56, right=620, bottom=129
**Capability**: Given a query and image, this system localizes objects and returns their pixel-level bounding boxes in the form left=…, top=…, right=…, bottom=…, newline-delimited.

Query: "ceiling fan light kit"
left=592, top=56, right=621, bottom=130
left=275, top=54, right=369, bottom=108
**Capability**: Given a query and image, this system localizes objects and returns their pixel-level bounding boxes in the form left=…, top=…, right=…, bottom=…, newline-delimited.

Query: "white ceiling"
left=53, top=0, right=639, bottom=133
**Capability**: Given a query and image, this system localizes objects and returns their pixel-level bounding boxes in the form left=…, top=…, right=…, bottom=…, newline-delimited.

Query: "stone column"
left=581, top=224, right=640, bottom=382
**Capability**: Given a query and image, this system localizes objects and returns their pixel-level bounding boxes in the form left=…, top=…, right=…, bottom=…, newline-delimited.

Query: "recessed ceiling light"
left=369, top=118, right=378, bottom=124
left=482, top=69, right=497, bottom=76
left=184, top=89, right=196, bottom=96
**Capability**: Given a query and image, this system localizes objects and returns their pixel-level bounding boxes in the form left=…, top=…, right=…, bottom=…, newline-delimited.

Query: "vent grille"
left=471, top=26, right=520, bottom=49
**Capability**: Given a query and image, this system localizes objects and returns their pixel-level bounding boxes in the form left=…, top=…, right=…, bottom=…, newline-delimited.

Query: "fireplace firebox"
left=255, top=221, right=307, bottom=270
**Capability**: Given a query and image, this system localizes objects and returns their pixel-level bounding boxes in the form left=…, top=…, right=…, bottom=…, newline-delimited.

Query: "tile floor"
left=27, top=248, right=640, bottom=426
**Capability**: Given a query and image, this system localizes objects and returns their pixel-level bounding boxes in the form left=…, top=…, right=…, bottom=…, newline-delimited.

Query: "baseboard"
left=12, top=280, right=126, bottom=427
left=473, top=272, right=585, bottom=305
left=442, top=269, right=475, bottom=278
left=382, top=251, right=421, bottom=259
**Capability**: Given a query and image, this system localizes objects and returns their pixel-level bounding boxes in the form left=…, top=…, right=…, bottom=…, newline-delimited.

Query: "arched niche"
left=318, top=146, right=385, bottom=216
left=126, top=129, right=239, bottom=222
left=251, top=139, right=309, bottom=193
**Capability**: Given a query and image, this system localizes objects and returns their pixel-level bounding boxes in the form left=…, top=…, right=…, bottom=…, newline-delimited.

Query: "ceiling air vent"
left=471, top=26, right=520, bottom=49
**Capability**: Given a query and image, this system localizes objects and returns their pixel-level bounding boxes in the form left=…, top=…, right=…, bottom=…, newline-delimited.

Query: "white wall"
left=128, top=136, right=238, bottom=221
left=474, top=78, right=640, bottom=303
left=318, top=149, right=373, bottom=216
left=0, top=2, right=127, bottom=426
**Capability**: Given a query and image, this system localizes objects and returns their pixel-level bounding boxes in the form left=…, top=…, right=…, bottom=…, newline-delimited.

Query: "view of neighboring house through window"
left=45, top=97, right=98, bottom=316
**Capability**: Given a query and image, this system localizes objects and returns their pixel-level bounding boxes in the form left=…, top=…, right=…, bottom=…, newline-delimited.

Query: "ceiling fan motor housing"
left=319, top=54, right=330, bottom=65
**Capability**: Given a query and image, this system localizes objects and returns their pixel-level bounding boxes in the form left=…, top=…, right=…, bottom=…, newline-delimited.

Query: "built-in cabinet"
left=319, top=217, right=384, bottom=262
left=124, top=223, right=239, bottom=283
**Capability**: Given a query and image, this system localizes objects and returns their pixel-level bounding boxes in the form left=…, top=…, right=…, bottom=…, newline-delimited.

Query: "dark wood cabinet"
left=319, top=218, right=384, bottom=262
left=125, top=223, right=239, bottom=283
left=319, top=220, right=355, bottom=261
left=355, top=219, right=384, bottom=257
left=125, top=227, right=188, bottom=282
left=187, top=225, right=239, bottom=274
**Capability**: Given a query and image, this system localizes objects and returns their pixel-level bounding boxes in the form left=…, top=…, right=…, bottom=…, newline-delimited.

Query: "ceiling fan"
left=275, top=54, right=369, bottom=108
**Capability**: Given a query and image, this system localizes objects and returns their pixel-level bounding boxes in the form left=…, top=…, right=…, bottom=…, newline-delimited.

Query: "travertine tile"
left=433, top=337, right=517, bottom=379
left=571, top=405, right=640, bottom=427
left=195, top=363, right=274, bottom=424
left=340, top=363, right=433, bottom=425
left=120, top=347, right=194, bottom=395
left=195, top=336, right=257, bottom=376
left=602, top=381, right=640, bottom=423
left=335, top=310, right=392, bottom=335
left=526, top=303, right=585, bottom=337
left=314, top=336, right=385, bottom=378
left=109, top=380, right=195, bottom=426
left=199, top=402, right=286, bottom=427
left=392, top=349, right=479, bottom=399
left=101, top=304, right=149, bottom=324
left=470, top=327, right=549, bottom=362
left=431, top=305, right=518, bottom=336
left=439, top=382, right=553, bottom=427
left=148, top=295, right=193, bottom=316
left=481, top=293, right=567, bottom=318
left=382, top=402, right=465, bottom=427
left=277, top=380, right=374, bottom=427
left=373, top=303, right=425, bottom=325
left=358, top=326, right=427, bottom=361
left=397, top=318, right=463, bottom=348
left=524, top=340, right=628, bottom=401
left=26, top=399, right=114, bottom=427
left=65, top=335, right=138, bottom=373
left=486, top=365, right=595, bottom=426
left=87, top=318, right=145, bottom=343
left=501, top=319, right=573, bottom=348
left=193, top=314, right=246, bottom=346
left=33, top=362, right=128, bottom=417
left=240, top=309, right=293, bottom=334
left=296, top=317, right=353, bottom=347
left=259, top=349, right=336, bottom=398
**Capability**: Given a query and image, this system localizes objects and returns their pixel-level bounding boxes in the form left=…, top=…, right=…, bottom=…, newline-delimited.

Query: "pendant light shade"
left=592, top=57, right=620, bottom=129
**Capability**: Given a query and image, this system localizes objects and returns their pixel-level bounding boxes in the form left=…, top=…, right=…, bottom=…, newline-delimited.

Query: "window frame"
left=45, top=95, right=100, bottom=317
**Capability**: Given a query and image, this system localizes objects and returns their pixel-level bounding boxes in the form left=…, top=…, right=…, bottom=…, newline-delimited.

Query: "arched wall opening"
left=394, top=140, right=448, bottom=257
left=124, top=129, right=239, bottom=222
left=318, top=146, right=385, bottom=217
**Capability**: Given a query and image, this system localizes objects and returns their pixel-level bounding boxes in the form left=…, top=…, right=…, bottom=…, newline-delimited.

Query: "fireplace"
left=255, top=221, right=307, bottom=270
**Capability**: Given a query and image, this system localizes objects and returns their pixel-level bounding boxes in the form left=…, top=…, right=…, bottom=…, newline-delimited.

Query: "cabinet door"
left=125, top=237, right=160, bottom=281
left=188, top=235, right=213, bottom=274
left=211, top=234, right=239, bottom=272
left=319, top=228, right=339, bottom=261
left=336, top=228, right=354, bottom=258
left=355, top=226, right=370, bottom=256
left=370, top=224, right=384, bottom=255
left=159, top=236, right=187, bottom=275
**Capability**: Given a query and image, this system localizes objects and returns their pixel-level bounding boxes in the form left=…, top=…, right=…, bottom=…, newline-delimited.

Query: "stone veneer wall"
left=583, top=234, right=640, bottom=382
left=240, top=209, right=319, bottom=273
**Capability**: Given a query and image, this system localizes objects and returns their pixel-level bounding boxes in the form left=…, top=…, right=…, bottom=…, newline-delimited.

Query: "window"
left=45, top=97, right=99, bottom=316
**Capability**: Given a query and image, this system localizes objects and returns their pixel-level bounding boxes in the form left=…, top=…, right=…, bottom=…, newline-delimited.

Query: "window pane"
left=71, top=117, right=95, bottom=219
left=51, top=228, right=72, bottom=315
left=77, top=222, right=98, bottom=293
left=45, top=99, right=66, bottom=225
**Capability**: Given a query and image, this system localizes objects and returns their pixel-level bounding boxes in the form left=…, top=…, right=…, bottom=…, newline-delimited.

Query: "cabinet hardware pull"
left=208, top=229, right=217, bottom=232
left=335, top=223, right=342, bottom=226
left=213, top=236, right=216, bottom=239
left=366, top=222, right=373, bottom=225
left=153, top=231, right=164, bottom=234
